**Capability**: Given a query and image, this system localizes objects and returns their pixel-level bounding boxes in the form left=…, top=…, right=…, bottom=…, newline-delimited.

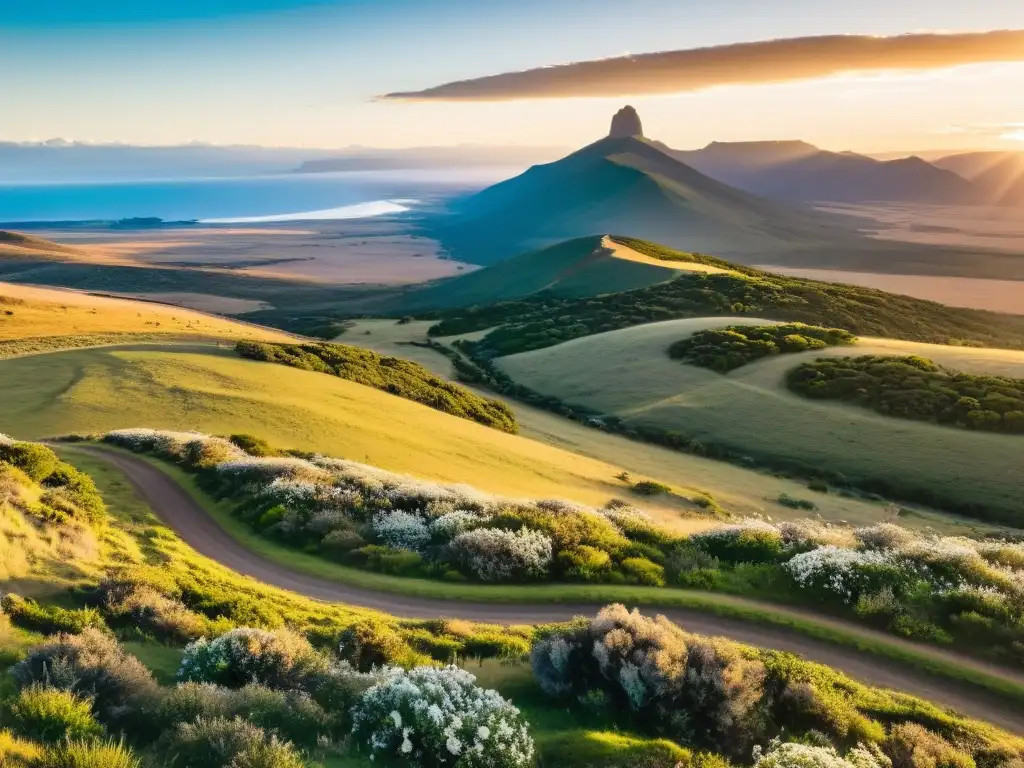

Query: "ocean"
left=0, top=168, right=512, bottom=224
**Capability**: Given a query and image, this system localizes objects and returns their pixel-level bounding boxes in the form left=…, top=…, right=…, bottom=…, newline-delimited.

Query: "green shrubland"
left=788, top=355, right=1024, bottom=434
left=669, top=324, right=856, bottom=372
left=427, top=237, right=1024, bottom=355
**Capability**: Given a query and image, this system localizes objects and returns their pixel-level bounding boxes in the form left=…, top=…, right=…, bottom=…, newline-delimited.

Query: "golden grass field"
left=0, top=343, right=718, bottom=533
left=0, top=282, right=294, bottom=344
left=496, top=317, right=1024, bottom=523
left=338, top=318, right=1004, bottom=532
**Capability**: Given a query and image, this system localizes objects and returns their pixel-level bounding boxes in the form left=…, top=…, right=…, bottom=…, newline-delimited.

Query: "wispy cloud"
left=383, top=30, right=1024, bottom=101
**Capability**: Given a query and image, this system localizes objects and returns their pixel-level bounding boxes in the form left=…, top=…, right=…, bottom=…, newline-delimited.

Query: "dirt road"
left=78, top=447, right=1024, bottom=734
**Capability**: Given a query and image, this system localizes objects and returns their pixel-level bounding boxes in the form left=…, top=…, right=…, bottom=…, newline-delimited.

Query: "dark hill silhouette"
left=674, top=141, right=979, bottom=204
left=433, top=112, right=848, bottom=265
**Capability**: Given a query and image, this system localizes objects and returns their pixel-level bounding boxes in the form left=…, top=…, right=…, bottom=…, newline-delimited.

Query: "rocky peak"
left=609, top=106, right=643, bottom=139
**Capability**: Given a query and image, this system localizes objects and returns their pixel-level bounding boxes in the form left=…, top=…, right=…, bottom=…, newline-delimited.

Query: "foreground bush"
left=669, top=323, right=856, bottom=372
left=532, top=604, right=765, bottom=756
left=42, top=738, right=140, bottom=768
left=162, top=716, right=304, bottom=768
left=178, top=627, right=330, bottom=689
left=235, top=340, right=518, bottom=433
left=6, top=685, right=102, bottom=744
left=753, top=741, right=886, bottom=768
left=787, top=355, right=1024, bottom=434
left=350, top=665, right=535, bottom=767
left=10, top=628, right=159, bottom=727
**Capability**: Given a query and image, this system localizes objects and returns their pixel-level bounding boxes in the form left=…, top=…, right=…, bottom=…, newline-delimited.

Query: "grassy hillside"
left=0, top=231, right=80, bottom=260
left=431, top=136, right=845, bottom=264
left=234, top=339, right=518, bottom=432
left=340, top=318, right=1016, bottom=534
left=0, top=343, right=706, bottom=529
left=430, top=236, right=1024, bottom=354
left=0, top=282, right=294, bottom=352
left=387, top=235, right=698, bottom=311
left=497, top=318, right=1024, bottom=523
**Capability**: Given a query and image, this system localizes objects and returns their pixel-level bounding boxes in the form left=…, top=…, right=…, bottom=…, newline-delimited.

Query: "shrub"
left=163, top=716, right=304, bottom=768
left=531, top=605, right=766, bottom=756
left=558, top=545, right=612, bottom=581
left=97, top=579, right=209, bottom=644
left=178, top=627, right=329, bottom=690
left=373, top=510, right=431, bottom=552
left=449, top=528, right=552, bottom=581
left=338, top=619, right=428, bottom=671
left=633, top=480, right=672, bottom=497
left=228, top=434, right=276, bottom=457
left=0, top=442, right=59, bottom=482
left=784, top=546, right=914, bottom=605
left=1, top=594, right=105, bottom=636
left=690, top=521, right=784, bottom=564
left=6, top=685, right=103, bottom=744
left=753, top=741, right=887, bottom=768
left=778, top=494, right=818, bottom=511
left=787, top=355, right=1024, bottom=435
left=43, top=739, right=140, bottom=768
left=10, top=629, right=159, bottom=727
left=350, top=665, right=535, bottom=767
left=619, top=556, right=666, bottom=586
left=884, top=723, right=976, bottom=768
left=669, top=323, right=855, bottom=372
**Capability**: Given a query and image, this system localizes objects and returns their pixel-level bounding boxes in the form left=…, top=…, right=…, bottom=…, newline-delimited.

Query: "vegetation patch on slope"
left=427, top=237, right=1024, bottom=356
left=669, top=323, right=856, bottom=372
left=2, top=440, right=1014, bottom=767
left=99, top=430, right=1024, bottom=669
left=235, top=340, right=517, bottom=433
left=788, top=355, right=1024, bottom=434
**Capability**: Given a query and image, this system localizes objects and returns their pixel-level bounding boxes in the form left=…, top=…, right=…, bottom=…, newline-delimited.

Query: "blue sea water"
left=0, top=168, right=507, bottom=224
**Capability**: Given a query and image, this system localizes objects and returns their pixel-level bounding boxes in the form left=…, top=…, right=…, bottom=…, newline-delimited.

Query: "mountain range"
left=933, top=151, right=1024, bottom=206
left=672, top=140, right=980, bottom=204
left=431, top=107, right=854, bottom=264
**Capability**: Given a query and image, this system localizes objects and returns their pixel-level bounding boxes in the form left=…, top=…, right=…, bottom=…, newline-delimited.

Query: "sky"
left=3, top=0, right=1024, bottom=152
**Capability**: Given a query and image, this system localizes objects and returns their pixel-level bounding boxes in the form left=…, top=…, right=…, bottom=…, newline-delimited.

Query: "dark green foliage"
left=1, top=594, right=106, bottom=636
left=234, top=340, right=518, bottom=433
left=427, top=237, right=1024, bottom=356
left=337, top=619, right=429, bottom=670
left=777, top=494, right=818, bottom=512
left=788, top=355, right=1024, bottom=434
left=227, top=434, right=276, bottom=457
left=669, top=324, right=856, bottom=372
left=632, top=480, right=672, bottom=496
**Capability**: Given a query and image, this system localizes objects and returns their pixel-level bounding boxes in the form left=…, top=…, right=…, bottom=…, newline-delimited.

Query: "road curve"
left=77, top=447, right=1024, bottom=734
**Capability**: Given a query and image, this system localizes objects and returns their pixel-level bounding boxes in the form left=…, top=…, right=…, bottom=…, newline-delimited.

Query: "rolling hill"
left=388, top=234, right=726, bottom=310
left=934, top=151, right=1024, bottom=206
left=495, top=317, right=1024, bottom=524
left=430, top=110, right=850, bottom=265
left=675, top=141, right=979, bottom=204
left=0, top=230, right=82, bottom=260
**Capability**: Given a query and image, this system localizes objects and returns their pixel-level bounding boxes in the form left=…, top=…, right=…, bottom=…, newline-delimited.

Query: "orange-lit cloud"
left=383, top=30, right=1024, bottom=101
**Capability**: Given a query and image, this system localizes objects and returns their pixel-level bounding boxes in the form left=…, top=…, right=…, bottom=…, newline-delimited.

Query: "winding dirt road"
left=78, top=447, right=1024, bottom=734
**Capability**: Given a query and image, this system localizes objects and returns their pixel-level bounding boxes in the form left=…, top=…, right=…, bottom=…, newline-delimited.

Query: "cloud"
left=937, top=121, right=1024, bottom=139
left=383, top=30, right=1024, bottom=101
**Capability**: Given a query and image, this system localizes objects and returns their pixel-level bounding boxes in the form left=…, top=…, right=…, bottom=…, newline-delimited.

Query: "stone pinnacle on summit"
left=609, top=106, right=644, bottom=139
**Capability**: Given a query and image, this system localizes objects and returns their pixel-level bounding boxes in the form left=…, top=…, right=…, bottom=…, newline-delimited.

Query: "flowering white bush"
left=450, top=528, right=552, bottom=581
left=179, top=627, right=328, bottom=689
left=429, top=511, right=487, bottom=543
left=374, top=510, right=431, bottom=552
left=783, top=546, right=910, bottom=603
left=753, top=741, right=887, bottom=768
left=350, top=665, right=534, bottom=767
left=0, top=433, right=14, bottom=446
